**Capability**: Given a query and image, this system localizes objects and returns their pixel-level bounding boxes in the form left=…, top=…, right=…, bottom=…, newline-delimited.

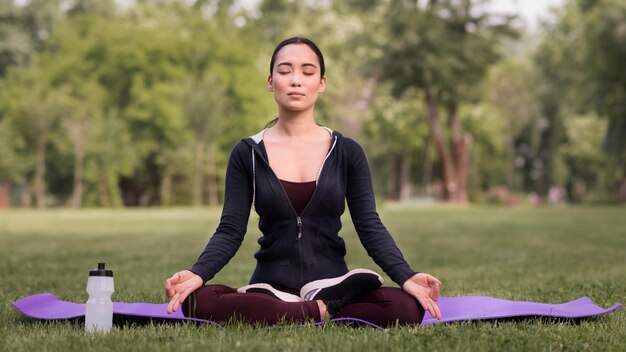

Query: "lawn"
left=1, top=206, right=624, bottom=351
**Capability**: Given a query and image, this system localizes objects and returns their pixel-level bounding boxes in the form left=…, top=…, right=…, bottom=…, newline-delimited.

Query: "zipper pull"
left=297, top=216, right=302, bottom=240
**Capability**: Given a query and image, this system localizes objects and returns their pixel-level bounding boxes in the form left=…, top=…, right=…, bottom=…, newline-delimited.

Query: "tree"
left=58, top=82, right=104, bottom=207
left=0, top=0, right=32, bottom=78
left=485, top=58, right=540, bottom=191
left=2, top=67, right=63, bottom=207
left=364, top=86, right=430, bottom=201
left=0, top=117, right=23, bottom=207
left=377, top=0, right=516, bottom=203
left=580, top=0, right=626, bottom=201
left=561, top=113, right=610, bottom=202
left=182, top=73, right=227, bottom=206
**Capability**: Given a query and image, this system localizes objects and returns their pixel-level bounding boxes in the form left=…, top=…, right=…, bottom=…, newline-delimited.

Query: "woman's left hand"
left=402, top=272, right=442, bottom=320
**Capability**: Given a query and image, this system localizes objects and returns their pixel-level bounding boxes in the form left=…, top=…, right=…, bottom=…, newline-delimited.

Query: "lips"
left=287, top=92, right=305, bottom=97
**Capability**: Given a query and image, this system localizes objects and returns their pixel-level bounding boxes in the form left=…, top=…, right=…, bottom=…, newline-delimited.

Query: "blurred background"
left=0, top=0, right=624, bottom=208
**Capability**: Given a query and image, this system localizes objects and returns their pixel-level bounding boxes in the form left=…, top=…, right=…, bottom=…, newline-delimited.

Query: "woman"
left=165, top=37, right=442, bottom=327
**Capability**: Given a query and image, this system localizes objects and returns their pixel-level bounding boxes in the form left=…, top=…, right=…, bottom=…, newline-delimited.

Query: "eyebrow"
left=276, top=62, right=318, bottom=69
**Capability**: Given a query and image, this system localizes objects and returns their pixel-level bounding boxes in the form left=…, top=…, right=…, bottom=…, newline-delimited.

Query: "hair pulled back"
left=269, top=37, right=325, bottom=77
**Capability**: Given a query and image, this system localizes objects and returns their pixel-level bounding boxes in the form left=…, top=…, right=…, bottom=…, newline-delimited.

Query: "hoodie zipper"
left=251, top=135, right=338, bottom=240
left=297, top=217, right=303, bottom=240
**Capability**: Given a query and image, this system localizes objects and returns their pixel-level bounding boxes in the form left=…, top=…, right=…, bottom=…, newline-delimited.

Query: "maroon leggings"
left=182, top=284, right=424, bottom=327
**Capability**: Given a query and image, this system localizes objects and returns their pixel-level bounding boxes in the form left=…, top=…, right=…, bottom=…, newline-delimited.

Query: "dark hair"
left=269, top=36, right=325, bottom=78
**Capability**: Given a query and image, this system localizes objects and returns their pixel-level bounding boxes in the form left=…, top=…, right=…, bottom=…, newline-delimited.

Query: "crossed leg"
left=183, top=284, right=424, bottom=327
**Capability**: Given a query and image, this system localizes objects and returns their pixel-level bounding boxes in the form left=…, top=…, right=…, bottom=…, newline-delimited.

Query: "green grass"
left=1, top=206, right=624, bottom=351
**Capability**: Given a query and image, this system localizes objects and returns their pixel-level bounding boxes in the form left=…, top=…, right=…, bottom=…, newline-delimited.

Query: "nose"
left=290, top=73, right=302, bottom=87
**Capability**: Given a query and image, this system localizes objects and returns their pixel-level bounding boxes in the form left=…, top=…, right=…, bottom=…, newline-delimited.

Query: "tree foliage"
left=0, top=0, right=623, bottom=206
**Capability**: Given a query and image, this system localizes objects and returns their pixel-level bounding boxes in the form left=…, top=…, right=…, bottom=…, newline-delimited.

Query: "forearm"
left=345, top=138, right=416, bottom=286
left=190, top=142, right=252, bottom=282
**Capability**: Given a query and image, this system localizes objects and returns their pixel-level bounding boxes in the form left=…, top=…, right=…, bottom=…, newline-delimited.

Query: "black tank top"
left=279, top=179, right=316, bottom=215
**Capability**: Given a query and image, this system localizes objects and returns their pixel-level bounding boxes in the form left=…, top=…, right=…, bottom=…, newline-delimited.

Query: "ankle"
left=317, top=300, right=329, bottom=320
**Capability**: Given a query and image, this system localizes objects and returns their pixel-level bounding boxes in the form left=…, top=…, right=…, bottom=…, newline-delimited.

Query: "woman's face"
left=268, top=44, right=326, bottom=114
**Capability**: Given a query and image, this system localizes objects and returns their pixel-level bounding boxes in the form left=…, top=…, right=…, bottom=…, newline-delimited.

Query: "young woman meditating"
left=165, top=37, right=442, bottom=327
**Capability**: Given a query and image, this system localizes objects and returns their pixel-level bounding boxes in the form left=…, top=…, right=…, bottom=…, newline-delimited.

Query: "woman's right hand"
left=165, top=270, right=203, bottom=314
left=402, top=272, right=442, bottom=320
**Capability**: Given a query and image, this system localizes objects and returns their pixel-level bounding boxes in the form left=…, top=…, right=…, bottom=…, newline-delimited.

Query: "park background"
left=1, top=0, right=625, bottom=208
left=1, top=1, right=625, bottom=351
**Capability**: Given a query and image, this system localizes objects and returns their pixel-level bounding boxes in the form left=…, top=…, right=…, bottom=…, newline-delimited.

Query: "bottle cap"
left=89, top=262, right=113, bottom=277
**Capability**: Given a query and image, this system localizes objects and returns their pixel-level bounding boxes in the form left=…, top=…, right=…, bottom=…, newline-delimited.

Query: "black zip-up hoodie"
left=190, top=128, right=416, bottom=290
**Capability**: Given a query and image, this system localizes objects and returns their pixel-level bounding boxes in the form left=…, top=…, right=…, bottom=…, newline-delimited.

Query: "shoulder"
left=337, top=135, right=366, bottom=157
left=340, top=136, right=362, bottom=149
left=226, top=140, right=254, bottom=167
left=231, top=140, right=252, bottom=156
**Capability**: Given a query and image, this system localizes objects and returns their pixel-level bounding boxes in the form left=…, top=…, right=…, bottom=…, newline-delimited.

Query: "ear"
left=267, top=75, right=274, bottom=92
left=318, top=76, right=327, bottom=93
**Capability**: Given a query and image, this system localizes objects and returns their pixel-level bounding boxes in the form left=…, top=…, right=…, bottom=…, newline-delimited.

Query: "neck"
left=273, top=108, right=319, bottom=137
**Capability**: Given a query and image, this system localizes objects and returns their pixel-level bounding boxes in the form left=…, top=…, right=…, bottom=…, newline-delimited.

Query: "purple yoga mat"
left=12, top=293, right=621, bottom=328
left=12, top=293, right=222, bottom=328
left=420, top=296, right=621, bottom=326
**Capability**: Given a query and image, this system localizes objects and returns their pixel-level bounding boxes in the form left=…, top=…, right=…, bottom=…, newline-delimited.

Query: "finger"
left=167, top=294, right=178, bottom=314
left=174, top=287, right=194, bottom=313
left=171, top=286, right=193, bottom=313
left=178, top=287, right=193, bottom=304
left=427, top=274, right=442, bottom=286
left=167, top=292, right=180, bottom=314
left=418, top=296, right=441, bottom=320
left=430, top=282, right=441, bottom=301
left=416, top=296, right=431, bottom=315
left=167, top=272, right=180, bottom=285
left=431, top=301, right=442, bottom=320
left=165, top=287, right=175, bottom=298
left=428, top=300, right=441, bottom=320
left=171, top=294, right=182, bottom=313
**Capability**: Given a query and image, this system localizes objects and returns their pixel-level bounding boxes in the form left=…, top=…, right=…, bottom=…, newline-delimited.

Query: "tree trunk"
left=421, top=137, right=433, bottom=194
left=0, top=183, right=10, bottom=208
left=70, top=144, right=84, bottom=208
left=107, top=169, right=123, bottom=207
left=618, top=175, right=626, bottom=203
left=424, top=90, right=457, bottom=200
left=505, top=132, right=515, bottom=190
left=388, top=151, right=412, bottom=201
left=448, top=102, right=471, bottom=203
left=193, top=141, right=205, bottom=206
left=20, top=174, right=32, bottom=207
left=207, top=142, right=219, bottom=206
left=67, top=115, right=90, bottom=208
left=98, top=167, right=110, bottom=207
left=35, top=135, right=46, bottom=208
left=119, top=176, right=142, bottom=206
left=160, top=167, right=173, bottom=206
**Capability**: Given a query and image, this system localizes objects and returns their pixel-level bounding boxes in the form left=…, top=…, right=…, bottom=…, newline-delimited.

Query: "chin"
left=281, top=102, right=314, bottom=112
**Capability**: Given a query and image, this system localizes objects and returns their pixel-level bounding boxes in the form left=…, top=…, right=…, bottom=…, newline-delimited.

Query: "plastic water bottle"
left=85, top=262, right=114, bottom=333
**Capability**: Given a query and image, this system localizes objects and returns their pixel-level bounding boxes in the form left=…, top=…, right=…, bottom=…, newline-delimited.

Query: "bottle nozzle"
left=89, top=262, right=113, bottom=277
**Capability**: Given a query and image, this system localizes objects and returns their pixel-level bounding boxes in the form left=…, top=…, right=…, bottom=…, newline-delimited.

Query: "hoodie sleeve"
left=190, top=141, right=253, bottom=283
left=344, top=138, right=417, bottom=287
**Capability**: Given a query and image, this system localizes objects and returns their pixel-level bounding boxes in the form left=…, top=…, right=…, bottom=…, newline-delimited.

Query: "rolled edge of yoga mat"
left=420, top=296, right=622, bottom=326
left=12, top=293, right=222, bottom=328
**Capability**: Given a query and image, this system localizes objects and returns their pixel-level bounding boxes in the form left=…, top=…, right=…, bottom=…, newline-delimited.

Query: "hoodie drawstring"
left=251, top=148, right=256, bottom=211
